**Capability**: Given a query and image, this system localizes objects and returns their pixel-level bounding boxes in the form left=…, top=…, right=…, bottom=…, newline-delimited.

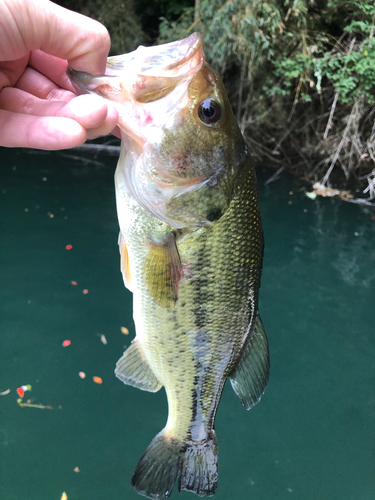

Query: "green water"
left=1, top=148, right=374, bottom=500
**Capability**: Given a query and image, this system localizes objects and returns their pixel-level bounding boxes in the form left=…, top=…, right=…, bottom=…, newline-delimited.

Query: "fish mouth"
left=68, top=32, right=204, bottom=147
left=68, top=32, right=203, bottom=107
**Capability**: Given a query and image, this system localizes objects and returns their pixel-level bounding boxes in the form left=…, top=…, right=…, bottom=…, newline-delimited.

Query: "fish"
left=68, top=32, right=269, bottom=499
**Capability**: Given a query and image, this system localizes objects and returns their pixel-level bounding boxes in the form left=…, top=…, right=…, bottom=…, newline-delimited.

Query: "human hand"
left=0, top=0, right=119, bottom=150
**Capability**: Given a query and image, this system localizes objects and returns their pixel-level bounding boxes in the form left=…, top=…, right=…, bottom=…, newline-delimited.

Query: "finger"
left=28, top=50, right=75, bottom=92
left=86, top=120, right=120, bottom=140
left=15, top=66, right=74, bottom=101
left=0, top=109, right=87, bottom=150
left=62, top=95, right=119, bottom=137
left=1, top=0, right=110, bottom=74
left=0, top=88, right=119, bottom=134
left=59, top=95, right=119, bottom=136
left=0, top=87, right=71, bottom=115
left=0, top=55, right=30, bottom=89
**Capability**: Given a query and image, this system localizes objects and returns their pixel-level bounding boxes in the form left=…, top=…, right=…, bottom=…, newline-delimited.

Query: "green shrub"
left=159, top=0, right=375, bottom=194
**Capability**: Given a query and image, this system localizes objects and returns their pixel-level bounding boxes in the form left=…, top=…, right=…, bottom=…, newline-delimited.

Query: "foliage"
left=158, top=0, right=375, bottom=196
left=56, top=0, right=145, bottom=54
left=58, top=0, right=375, bottom=196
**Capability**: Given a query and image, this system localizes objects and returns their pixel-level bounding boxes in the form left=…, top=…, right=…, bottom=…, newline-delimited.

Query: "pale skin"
left=0, top=0, right=119, bottom=150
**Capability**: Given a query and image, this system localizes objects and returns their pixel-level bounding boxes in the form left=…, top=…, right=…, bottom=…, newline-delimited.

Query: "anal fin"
left=115, top=339, right=162, bottom=392
left=230, top=313, right=270, bottom=410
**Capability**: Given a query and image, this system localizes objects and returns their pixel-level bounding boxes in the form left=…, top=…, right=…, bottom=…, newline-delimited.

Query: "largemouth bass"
left=69, top=32, right=269, bottom=499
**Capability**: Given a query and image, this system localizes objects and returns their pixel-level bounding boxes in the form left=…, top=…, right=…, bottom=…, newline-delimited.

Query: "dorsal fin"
left=229, top=313, right=270, bottom=410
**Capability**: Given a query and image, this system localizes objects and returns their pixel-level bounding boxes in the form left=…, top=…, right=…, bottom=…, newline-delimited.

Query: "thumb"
left=1, top=0, right=110, bottom=74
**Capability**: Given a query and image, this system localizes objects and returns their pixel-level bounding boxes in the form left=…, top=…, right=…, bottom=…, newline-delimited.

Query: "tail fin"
left=131, top=430, right=218, bottom=499
left=179, top=432, right=218, bottom=496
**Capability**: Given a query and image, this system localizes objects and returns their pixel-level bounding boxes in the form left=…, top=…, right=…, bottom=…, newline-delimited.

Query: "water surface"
left=0, top=147, right=374, bottom=500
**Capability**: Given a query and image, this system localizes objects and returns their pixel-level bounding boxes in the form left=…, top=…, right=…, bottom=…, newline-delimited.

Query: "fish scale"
left=68, top=32, right=269, bottom=500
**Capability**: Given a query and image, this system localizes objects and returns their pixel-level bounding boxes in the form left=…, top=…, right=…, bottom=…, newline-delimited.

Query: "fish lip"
left=106, top=32, right=203, bottom=78
left=67, top=33, right=205, bottom=142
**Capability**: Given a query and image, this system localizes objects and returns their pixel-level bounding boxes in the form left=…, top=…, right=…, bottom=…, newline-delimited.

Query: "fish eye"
left=198, top=98, right=221, bottom=126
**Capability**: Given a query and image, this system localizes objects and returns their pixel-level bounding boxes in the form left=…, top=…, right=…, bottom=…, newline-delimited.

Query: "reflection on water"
left=308, top=198, right=375, bottom=288
left=0, top=148, right=374, bottom=500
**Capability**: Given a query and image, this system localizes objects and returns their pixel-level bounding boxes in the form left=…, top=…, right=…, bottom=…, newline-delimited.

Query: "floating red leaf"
left=16, top=387, right=25, bottom=398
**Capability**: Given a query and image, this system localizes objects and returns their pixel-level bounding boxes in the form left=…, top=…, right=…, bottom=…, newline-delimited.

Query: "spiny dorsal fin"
left=230, top=313, right=270, bottom=410
left=115, top=339, right=162, bottom=392
left=144, top=231, right=182, bottom=307
left=118, top=232, right=133, bottom=292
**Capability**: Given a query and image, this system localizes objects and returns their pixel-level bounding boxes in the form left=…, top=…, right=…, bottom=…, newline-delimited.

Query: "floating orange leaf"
left=93, top=376, right=103, bottom=384
left=71, top=281, right=77, bottom=286
left=83, top=289, right=89, bottom=294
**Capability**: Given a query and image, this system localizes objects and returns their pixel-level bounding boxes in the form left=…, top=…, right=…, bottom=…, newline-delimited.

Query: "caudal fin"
left=131, top=430, right=218, bottom=499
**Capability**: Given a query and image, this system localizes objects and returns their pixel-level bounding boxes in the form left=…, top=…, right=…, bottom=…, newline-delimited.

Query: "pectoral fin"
left=144, top=231, right=182, bottom=307
left=115, top=339, right=162, bottom=392
left=229, top=313, right=270, bottom=410
left=118, top=232, right=133, bottom=292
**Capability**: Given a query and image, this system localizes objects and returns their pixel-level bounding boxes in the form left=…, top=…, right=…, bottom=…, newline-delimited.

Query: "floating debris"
left=17, top=401, right=54, bottom=409
left=60, top=493, right=67, bottom=500
left=305, top=182, right=353, bottom=201
left=65, top=244, right=73, bottom=250
left=93, top=376, right=103, bottom=385
left=47, top=212, right=54, bottom=218
left=121, top=326, right=129, bottom=335
left=83, top=289, right=89, bottom=295
left=305, top=191, right=317, bottom=200
left=0, top=389, right=10, bottom=396
left=74, top=467, right=80, bottom=473
left=100, top=334, right=107, bottom=345
left=79, top=372, right=86, bottom=379
left=62, top=340, right=71, bottom=347
left=15, top=385, right=52, bottom=408
left=16, top=384, right=32, bottom=398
